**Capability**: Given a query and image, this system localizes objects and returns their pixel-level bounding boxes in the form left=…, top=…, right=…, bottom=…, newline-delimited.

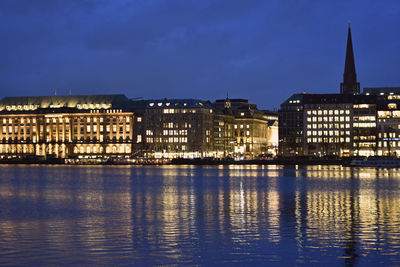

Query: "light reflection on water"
left=0, top=165, right=399, bottom=265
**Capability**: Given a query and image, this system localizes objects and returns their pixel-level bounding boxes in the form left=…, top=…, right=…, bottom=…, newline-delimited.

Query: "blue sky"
left=0, top=0, right=399, bottom=109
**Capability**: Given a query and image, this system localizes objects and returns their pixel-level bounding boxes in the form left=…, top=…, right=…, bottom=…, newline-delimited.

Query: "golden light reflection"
left=0, top=165, right=400, bottom=264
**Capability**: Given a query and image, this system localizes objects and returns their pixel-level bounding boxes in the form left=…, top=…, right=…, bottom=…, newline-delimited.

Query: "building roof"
left=0, top=94, right=132, bottom=112
left=145, top=99, right=212, bottom=109
left=363, top=87, right=400, bottom=95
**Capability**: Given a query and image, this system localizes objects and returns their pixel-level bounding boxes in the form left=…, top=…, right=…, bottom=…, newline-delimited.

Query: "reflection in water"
left=0, top=165, right=399, bottom=265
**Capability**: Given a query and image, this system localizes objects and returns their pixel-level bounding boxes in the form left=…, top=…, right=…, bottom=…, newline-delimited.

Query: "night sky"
left=1, top=0, right=399, bottom=109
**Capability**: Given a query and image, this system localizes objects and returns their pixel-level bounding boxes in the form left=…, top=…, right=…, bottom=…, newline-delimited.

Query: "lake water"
left=0, top=165, right=399, bottom=266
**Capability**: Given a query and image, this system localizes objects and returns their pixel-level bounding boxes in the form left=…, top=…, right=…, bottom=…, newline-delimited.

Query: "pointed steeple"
left=340, top=23, right=360, bottom=94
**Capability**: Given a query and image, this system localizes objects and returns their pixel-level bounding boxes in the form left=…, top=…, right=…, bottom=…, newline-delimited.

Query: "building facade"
left=279, top=24, right=400, bottom=157
left=0, top=94, right=278, bottom=160
left=0, top=95, right=134, bottom=159
left=279, top=25, right=400, bottom=157
left=133, top=99, right=218, bottom=158
left=132, top=98, right=277, bottom=159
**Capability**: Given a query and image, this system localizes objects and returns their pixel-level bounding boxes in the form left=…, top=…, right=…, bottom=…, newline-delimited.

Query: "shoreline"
left=0, top=157, right=351, bottom=166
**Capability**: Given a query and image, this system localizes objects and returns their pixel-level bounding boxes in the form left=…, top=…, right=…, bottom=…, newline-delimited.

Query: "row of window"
left=307, top=116, right=350, bottom=122
left=1, top=124, right=131, bottom=134
left=144, top=137, right=188, bottom=143
left=234, top=124, right=250, bottom=129
left=1, top=136, right=131, bottom=143
left=306, top=109, right=350, bottom=115
left=307, top=130, right=350, bottom=137
left=162, top=122, right=191, bottom=128
left=307, top=137, right=351, bottom=143
left=1, top=116, right=131, bottom=125
left=307, top=123, right=350, bottom=129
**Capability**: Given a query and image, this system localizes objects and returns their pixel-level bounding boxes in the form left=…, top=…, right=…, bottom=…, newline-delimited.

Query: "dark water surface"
left=0, top=165, right=399, bottom=266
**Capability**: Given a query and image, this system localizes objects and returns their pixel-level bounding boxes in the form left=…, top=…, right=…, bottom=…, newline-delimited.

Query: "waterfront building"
left=365, top=87, right=400, bottom=156
left=132, top=98, right=278, bottom=159
left=0, top=95, right=134, bottom=158
left=278, top=94, right=304, bottom=156
left=0, top=94, right=277, bottom=159
left=279, top=25, right=400, bottom=157
left=130, top=98, right=277, bottom=159
left=213, top=99, right=277, bottom=158
left=132, top=98, right=219, bottom=158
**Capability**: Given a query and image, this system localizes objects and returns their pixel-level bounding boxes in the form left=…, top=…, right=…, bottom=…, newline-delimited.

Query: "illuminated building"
left=365, top=87, right=400, bottom=156
left=133, top=99, right=218, bottom=158
left=278, top=94, right=304, bottom=156
left=0, top=95, right=134, bottom=158
left=279, top=25, right=400, bottom=157
left=0, top=94, right=277, bottom=159
left=132, top=98, right=277, bottom=159
left=214, top=99, right=278, bottom=158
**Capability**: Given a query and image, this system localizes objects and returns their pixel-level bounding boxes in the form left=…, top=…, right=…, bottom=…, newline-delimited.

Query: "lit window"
left=137, top=135, right=142, bottom=143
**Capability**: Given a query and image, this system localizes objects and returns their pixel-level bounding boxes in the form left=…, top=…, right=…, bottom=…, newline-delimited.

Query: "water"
left=0, top=165, right=399, bottom=266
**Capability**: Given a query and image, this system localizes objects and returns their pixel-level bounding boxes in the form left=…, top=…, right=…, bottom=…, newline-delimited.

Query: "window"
left=137, top=117, right=142, bottom=122
left=137, top=135, right=142, bottom=143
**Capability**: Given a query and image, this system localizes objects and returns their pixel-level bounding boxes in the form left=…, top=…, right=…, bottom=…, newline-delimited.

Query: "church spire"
left=340, top=23, right=360, bottom=94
